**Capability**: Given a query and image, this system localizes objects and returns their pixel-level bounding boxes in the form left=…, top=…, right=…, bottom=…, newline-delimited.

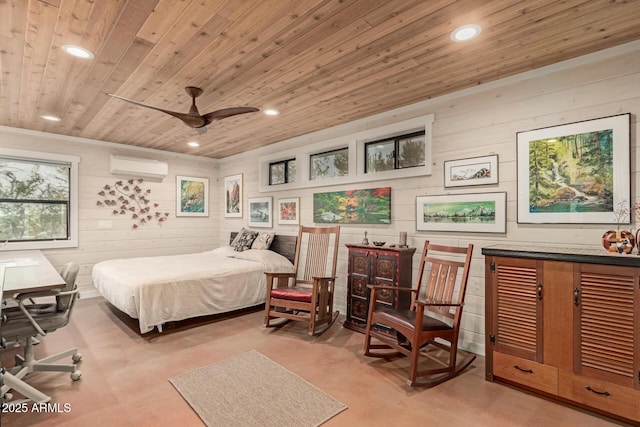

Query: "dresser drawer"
left=559, top=370, right=640, bottom=422
left=493, top=352, right=558, bottom=395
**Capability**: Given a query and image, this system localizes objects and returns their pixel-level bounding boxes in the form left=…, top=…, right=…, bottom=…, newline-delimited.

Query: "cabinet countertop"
left=482, top=244, right=640, bottom=267
left=346, top=243, right=416, bottom=253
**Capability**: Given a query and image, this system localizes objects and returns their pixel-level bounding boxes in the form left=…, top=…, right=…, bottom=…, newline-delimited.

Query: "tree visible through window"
left=365, top=131, right=425, bottom=173
left=0, top=158, right=70, bottom=242
left=310, top=148, right=348, bottom=180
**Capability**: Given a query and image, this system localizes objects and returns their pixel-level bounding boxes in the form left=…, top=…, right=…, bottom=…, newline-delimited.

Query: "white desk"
left=0, top=251, right=68, bottom=404
left=0, top=250, right=65, bottom=294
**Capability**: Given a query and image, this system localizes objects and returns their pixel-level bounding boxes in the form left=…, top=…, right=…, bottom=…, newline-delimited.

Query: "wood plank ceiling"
left=2, top=0, right=640, bottom=159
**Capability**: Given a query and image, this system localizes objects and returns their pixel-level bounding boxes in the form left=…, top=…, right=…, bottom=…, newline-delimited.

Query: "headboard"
left=229, top=232, right=297, bottom=265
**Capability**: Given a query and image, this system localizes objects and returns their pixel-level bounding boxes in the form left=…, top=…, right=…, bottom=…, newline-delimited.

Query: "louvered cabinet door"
left=491, top=257, right=543, bottom=362
left=574, top=263, right=638, bottom=389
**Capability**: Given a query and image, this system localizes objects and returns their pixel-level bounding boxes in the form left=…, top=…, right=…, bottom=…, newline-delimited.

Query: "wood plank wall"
left=218, top=44, right=640, bottom=356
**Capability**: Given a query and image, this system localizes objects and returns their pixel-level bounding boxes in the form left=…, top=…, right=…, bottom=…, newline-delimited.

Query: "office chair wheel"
left=3, top=392, right=13, bottom=401
left=71, top=371, right=82, bottom=381
left=72, top=352, right=82, bottom=362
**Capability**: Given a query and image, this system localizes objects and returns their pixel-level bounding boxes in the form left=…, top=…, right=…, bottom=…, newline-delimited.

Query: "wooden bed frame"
left=229, top=232, right=298, bottom=265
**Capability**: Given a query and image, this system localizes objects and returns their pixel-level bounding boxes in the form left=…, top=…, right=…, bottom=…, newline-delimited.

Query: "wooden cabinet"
left=344, top=244, right=415, bottom=334
left=483, top=245, right=640, bottom=424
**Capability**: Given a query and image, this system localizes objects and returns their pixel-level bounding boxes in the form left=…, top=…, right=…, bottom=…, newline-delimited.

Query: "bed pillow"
left=251, top=231, right=275, bottom=250
left=231, top=228, right=259, bottom=252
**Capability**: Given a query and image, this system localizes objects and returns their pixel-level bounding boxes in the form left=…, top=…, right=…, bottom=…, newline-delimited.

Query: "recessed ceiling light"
left=450, top=24, right=481, bottom=42
left=41, top=114, right=61, bottom=122
left=61, top=44, right=94, bottom=59
left=264, top=109, right=280, bottom=116
left=187, top=141, right=200, bottom=147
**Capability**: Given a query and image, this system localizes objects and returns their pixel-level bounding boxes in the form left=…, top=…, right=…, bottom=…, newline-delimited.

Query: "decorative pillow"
left=251, top=231, right=275, bottom=250
left=231, top=228, right=258, bottom=252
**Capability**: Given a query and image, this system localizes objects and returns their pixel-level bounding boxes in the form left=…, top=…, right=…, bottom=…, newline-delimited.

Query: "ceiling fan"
left=108, top=86, right=259, bottom=134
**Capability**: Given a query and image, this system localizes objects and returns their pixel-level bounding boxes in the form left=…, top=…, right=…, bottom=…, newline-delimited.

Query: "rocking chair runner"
left=264, top=225, right=340, bottom=335
left=363, top=240, right=474, bottom=386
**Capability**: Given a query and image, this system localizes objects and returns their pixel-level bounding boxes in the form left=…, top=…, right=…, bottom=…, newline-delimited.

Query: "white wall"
left=0, top=127, right=220, bottom=297
left=219, top=41, right=640, bottom=356
left=2, top=40, right=638, bottom=355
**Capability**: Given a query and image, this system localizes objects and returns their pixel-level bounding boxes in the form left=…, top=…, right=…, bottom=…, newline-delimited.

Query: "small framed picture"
left=176, top=176, right=209, bottom=217
left=248, top=196, right=273, bottom=228
left=224, top=174, right=243, bottom=218
left=444, top=155, right=498, bottom=188
left=277, top=197, right=300, bottom=225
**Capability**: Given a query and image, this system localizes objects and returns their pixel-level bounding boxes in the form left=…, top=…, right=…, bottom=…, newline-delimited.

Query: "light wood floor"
left=1, top=297, right=632, bottom=427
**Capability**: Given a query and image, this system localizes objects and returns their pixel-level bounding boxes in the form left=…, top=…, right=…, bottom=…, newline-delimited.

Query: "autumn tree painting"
left=313, top=187, right=391, bottom=224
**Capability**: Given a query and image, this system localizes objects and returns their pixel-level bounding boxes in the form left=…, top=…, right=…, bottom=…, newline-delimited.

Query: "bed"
left=92, top=233, right=297, bottom=333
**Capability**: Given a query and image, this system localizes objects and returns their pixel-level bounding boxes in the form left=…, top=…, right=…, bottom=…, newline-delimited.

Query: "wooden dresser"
left=344, top=244, right=415, bottom=334
left=482, top=245, right=640, bottom=424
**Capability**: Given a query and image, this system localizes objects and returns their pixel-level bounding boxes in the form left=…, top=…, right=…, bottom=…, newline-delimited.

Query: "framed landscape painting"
left=416, top=192, right=506, bottom=233
left=248, top=196, right=272, bottom=228
left=277, top=197, right=299, bottom=225
left=224, top=174, right=243, bottom=218
left=444, top=154, right=498, bottom=188
left=313, top=187, right=391, bottom=224
left=516, top=113, right=630, bottom=224
left=176, top=176, right=208, bottom=217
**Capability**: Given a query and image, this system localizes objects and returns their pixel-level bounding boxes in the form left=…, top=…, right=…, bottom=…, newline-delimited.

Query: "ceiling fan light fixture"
left=61, top=44, right=94, bottom=59
left=264, top=109, right=280, bottom=116
left=450, top=24, right=481, bottom=42
left=187, top=141, right=200, bottom=147
left=41, top=114, right=61, bottom=122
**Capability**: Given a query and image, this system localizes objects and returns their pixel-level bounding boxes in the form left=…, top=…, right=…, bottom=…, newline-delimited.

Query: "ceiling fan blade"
left=203, top=107, right=259, bottom=124
left=107, top=93, right=206, bottom=128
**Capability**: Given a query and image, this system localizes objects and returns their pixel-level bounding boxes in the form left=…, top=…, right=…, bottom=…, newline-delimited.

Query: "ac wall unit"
left=109, top=155, right=168, bottom=181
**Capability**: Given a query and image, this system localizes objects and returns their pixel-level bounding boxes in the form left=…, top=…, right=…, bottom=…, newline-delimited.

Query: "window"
left=269, top=158, right=296, bottom=185
left=258, top=114, right=433, bottom=192
left=365, top=131, right=425, bottom=173
left=0, top=148, right=79, bottom=250
left=310, top=148, right=348, bottom=180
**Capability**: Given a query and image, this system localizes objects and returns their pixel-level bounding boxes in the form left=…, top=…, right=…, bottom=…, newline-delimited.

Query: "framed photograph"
left=224, top=174, right=243, bottom=218
left=416, top=192, right=506, bottom=233
left=176, top=176, right=209, bottom=217
left=277, top=197, right=300, bottom=225
left=517, top=113, right=630, bottom=224
left=444, top=154, right=498, bottom=188
left=313, top=187, right=391, bottom=224
left=248, top=197, right=272, bottom=228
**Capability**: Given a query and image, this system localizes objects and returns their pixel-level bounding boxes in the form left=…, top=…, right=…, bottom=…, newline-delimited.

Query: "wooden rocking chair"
left=264, top=225, right=340, bottom=335
left=363, top=240, right=475, bottom=386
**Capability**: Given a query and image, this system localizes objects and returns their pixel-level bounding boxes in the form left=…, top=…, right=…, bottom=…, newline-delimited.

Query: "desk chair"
left=1, top=262, right=82, bottom=402
left=1, top=265, right=53, bottom=404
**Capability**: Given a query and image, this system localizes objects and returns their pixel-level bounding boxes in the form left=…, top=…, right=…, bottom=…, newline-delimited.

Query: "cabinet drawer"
left=559, top=370, right=640, bottom=422
left=493, top=352, right=558, bottom=395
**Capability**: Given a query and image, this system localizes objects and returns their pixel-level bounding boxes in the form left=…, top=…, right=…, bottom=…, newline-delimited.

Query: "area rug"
left=169, top=350, right=347, bottom=427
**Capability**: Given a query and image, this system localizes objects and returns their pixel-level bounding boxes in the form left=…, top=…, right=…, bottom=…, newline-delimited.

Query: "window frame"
left=309, top=147, right=349, bottom=181
left=364, top=130, right=426, bottom=173
left=0, top=148, right=79, bottom=250
left=258, top=114, right=433, bottom=192
left=268, top=158, right=296, bottom=185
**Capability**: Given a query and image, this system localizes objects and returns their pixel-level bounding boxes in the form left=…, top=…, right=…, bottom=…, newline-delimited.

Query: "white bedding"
left=92, top=246, right=294, bottom=333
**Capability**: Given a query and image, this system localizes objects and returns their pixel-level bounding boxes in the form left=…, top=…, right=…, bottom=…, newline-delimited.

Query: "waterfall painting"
left=416, top=192, right=506, bottom=233
left=517, top=113, right=630, bottom=224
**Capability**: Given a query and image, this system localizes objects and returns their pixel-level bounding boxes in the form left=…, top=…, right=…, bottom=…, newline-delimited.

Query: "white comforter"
left=92, top=246, right=294, bottom=333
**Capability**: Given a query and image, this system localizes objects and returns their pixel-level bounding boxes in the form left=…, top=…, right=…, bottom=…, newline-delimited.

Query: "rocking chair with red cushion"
left=264, top=225, right=340, bottom=335
left=363, top=240, right=475, bottom=386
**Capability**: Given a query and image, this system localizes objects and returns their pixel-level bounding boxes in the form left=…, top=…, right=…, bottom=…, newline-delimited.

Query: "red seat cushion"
left=271, top=288, right=312, bottom=303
